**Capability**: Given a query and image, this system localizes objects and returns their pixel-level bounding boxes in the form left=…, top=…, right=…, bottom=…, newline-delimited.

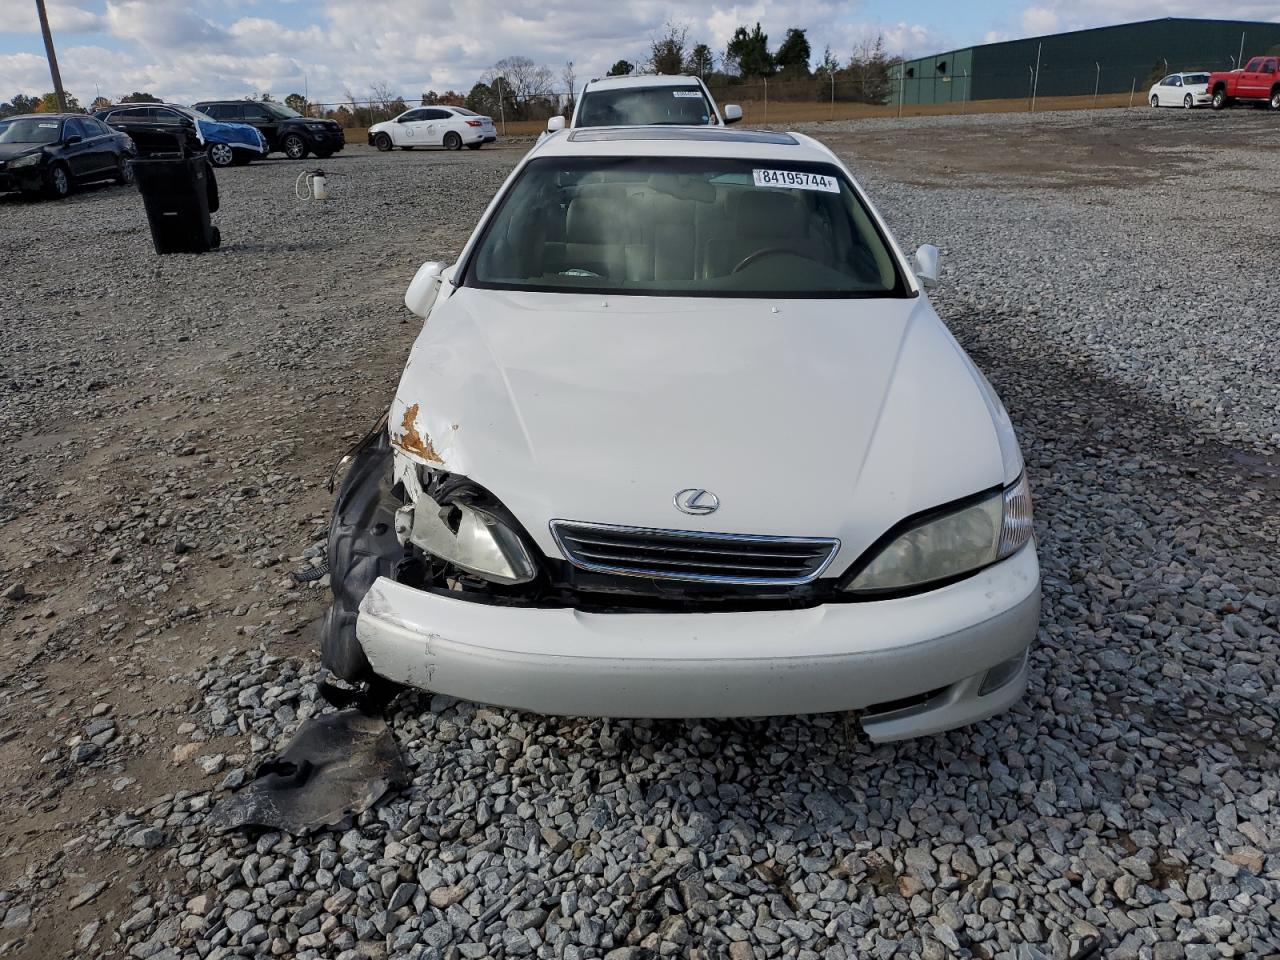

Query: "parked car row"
left=1149, top=56, right=1280, bottom=110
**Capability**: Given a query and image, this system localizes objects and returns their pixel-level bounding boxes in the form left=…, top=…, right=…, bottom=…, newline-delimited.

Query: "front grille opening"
left=551, top=520, right=839, bottom=586
left=863, top=686, right=949, bottom=717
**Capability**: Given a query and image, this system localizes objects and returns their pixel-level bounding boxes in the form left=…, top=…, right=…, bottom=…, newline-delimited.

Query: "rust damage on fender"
left=394, top=403, right=443, bottom=464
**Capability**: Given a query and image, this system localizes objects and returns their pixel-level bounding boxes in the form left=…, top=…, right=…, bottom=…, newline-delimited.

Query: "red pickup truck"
left=1207, top=55, right=1280, bottom=110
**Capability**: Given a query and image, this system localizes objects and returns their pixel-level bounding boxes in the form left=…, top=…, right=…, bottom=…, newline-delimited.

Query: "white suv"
left=324, top=126, right=1040, bottom=741
left=547, top=75, right=741, bottom=132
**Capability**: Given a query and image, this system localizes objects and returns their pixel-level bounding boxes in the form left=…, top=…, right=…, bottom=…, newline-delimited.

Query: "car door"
left=1239, top=58, right=1264, bottom=97
left=392, top=109, right=427, bottom=145
left=58, top=119, right=93, bottom=177
left=1260, top=59, right=1279, bottom=100
left=422, top=109, right=451, bottom=146
left=241, top=103, right=277, bottom=149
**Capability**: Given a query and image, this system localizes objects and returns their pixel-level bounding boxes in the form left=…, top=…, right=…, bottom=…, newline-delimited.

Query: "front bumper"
left=306, top=129, right=346, bottom=151
left=355, top=544, right=1041, bottom=740
left=0, top=166, right=43, bottom=193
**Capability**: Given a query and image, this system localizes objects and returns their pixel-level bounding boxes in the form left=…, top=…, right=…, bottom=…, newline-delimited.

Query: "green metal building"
left=891, top=17, right=1280, bottom=105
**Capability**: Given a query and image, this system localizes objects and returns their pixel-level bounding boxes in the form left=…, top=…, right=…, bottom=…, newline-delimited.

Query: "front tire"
left=46, top=163, right=71, bottom=199
left=1150, top=94, right=1160, bottom=108
left=1211, top=89, right=1228, bottom=110
left=374, top=132, right=392, bottom=152
left=443, top=131, right=462, bottom=151
left=1270, top=88, right=1280, bottom=111
left=283, top=134, right=309, bottom=159
left=1183, top=94, right=1193, bottom=109
left=208, top=142, right=235, bottom=167
left=115, top=156, right=134, bottom=185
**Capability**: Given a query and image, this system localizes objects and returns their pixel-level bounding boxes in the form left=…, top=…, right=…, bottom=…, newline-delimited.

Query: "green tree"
left=726, top=23, right=774, bottom=78
left=774, top=27, right=811, bottom=76
left=606, top=59, right=633, bottom=77
left=465, top=81, right=497, bottom=115
left=38, top=91, right=82, bottom=112
left=813, top=45, right=840, bottom=81
left=0, top=93, right=40, bottom=118
left=649, top=20, right=688, bottom=75
left=285, top=92, right=308, bottom=114
left=686, top=43, right=714, bottom=77
left=120, top=91, right=160, bottom=103
left=842, top=36, right=898, bottom=104
left=89, top=95, right=112, bottom=112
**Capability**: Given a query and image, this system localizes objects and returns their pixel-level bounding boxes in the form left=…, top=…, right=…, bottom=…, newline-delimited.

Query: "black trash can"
left=132, top=133, right=221, bottom=255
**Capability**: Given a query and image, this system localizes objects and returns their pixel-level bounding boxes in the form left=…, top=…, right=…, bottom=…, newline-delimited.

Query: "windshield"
left=0, top=118, right=62, bottom=144
left=265, top=102, right=303, bottom=119
left=467, top=156, right=905, bottom=298
left=1183, top=74, right=1209, bottom=84
left=577, top=86, right=714, bottom=127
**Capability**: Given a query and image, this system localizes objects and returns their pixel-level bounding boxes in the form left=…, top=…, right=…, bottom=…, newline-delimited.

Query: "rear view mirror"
left=405, top=261, right=447, bottom=318
left=723, top=104, right=743, bottom=124
left=914, top=245, right=940, bottom=287
left=547, top=115, right=566, bottom=133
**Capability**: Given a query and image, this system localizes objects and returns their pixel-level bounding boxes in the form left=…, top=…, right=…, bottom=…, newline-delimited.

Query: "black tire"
left=283, top=134, right=309, bottom=159
left=208, top=142, right=235, bottom=167
left=1270, top=88, right=1280, bottom=111
left=115, top=156, right=134, bottom=185
left=322, top=426, right=403, bottom=683
left=1183, top=94, right=1193, bottom=109
left=1211, top=89, right=1228, bottom=110
left=466, top=142, right=482, bottom=150
left=443, top=131, right=462, bottom=151
left=374, top=132, right=393, bottom=152
left=46, top=163, right=71, bottom=199
left=1150, top=94, right=1159, bottom=108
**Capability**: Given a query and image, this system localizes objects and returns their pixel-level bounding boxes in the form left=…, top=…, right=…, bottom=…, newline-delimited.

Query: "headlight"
left=845, top=473, right=1033, bottom=594
left=306, top=122, right=328, bottom=130
left=400, top=494, right=537, bottom=585
left=10, top=153, right=42, bottom=169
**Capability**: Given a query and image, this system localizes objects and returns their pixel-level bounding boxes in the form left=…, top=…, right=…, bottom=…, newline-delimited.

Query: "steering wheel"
left=731, top=247, right=815, bottom=274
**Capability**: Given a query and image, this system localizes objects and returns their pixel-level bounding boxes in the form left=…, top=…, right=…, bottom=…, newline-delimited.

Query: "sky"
left=2, top=0, right=1278, bottom=106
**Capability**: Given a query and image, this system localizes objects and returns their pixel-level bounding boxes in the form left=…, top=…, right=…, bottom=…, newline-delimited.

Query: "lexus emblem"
left=674, top=488, right=720, bottom=516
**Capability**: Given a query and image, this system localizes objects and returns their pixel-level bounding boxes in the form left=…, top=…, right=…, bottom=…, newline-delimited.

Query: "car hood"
left=0, top=144, right=45, bottom=162
left=389, top=287, right=1014, bottom=573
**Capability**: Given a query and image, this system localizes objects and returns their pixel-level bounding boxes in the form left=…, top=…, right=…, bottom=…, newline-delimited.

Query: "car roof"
left=2, top=113, right=75, bottom=121
left=583, top=75, right=705, bottom=91
left=533, top=126, right=834, bottom=164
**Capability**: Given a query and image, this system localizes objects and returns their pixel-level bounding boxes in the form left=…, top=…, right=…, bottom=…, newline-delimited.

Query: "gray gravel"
left=1, top=112, right=1278, bottom=960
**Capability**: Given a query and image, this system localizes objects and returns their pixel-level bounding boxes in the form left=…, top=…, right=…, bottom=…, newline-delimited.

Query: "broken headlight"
left=844, top=473, right=1033, bottom=594
left=396, top=490, right=537, bottom=586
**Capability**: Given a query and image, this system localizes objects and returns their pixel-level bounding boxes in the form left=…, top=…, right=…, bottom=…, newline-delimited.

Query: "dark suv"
left=194, top=101, right=344, bottom=160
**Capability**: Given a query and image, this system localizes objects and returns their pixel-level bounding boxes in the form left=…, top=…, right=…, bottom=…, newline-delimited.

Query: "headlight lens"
left=845, top=473, right=1033, bottom=593
left=407, top=497, right=537, bottom=585
left=10, top=152, right=42, bottom=169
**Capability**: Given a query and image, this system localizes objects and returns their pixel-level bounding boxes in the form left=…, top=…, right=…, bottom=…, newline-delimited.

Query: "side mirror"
left=914, top=244, right=940, bottom=287
left=723, top=104, right=743, bottom=124
left=64, top=135, right=82, bottom=145
left=546, top=115, right=566, bottom=133
left=405, top=261, right=447, bottom=318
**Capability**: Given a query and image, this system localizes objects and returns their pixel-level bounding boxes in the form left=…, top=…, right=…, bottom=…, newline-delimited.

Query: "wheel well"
left=1212, top=82, right=1226, bottom=94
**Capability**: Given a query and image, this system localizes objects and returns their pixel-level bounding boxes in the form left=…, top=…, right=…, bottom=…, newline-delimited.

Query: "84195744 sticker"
left=752, top=169, right=840, bottom=193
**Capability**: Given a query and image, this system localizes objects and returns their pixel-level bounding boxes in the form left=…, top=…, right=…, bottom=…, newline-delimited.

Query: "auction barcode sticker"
left=672, top=90, right=703, bottom=98
left=752, top=169, right=840, bottom=193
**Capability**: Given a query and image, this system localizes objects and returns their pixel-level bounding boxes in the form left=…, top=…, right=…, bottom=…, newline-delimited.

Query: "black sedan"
left=0, top=114, right=136, bottom=198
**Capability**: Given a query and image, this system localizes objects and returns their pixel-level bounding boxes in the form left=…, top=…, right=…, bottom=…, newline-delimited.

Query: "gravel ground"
left=1, top=109, right=1278, bottom=960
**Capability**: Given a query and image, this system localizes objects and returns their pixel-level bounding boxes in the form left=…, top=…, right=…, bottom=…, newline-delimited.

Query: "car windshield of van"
left=467, top=156, right=906, bottom=298
left=577, top=86, right=714, bottom=127
left=0, top=118, right=62, bottom=144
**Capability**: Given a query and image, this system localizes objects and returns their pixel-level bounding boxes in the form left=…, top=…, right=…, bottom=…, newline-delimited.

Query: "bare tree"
left=562, top=60, right=577, bottom=112
left=485, top=56, right=554, bottom=101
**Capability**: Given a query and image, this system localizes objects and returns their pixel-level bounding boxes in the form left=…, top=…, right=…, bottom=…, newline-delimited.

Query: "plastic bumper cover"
left=356, top=545, right=1040, bottom=740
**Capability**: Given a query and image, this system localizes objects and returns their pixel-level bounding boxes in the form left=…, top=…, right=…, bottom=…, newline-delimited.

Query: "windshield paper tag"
left=753, top=169, right=839, bottom=192
left=38, top=122, right=59, bottom=128
left=672, top=90, right=703, bottom=98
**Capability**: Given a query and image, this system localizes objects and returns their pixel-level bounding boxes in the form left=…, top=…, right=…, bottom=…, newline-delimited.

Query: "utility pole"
left=1093, top=62, right=1100, bottom=110
left=35, top=0, right=67, bottom=112
left=961, top=69, right=968, bottom=114
left=897, top=65, right=904, bottom=118
left=1238, top=32, right=1246, bottom=68
left=495, top=76, right=506, bottom=135
left=829, top=71, right=835, bottom=120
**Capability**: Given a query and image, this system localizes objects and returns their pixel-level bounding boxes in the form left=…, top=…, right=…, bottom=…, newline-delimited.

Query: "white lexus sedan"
left=369, top=106, right=496, bottom=151
left=1148, top=72, right=1211, bottom=108
left=324, top=126, right=1041, bottom=741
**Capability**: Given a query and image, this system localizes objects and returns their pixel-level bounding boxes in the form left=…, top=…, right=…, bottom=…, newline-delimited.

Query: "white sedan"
left=323, top=126, right=1040, bottom=741
left=368, top=106, right=496, bottom=151
left=1149, top=72, right=1211, bottom=108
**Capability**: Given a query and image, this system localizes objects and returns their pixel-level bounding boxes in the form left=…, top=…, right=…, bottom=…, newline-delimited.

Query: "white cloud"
left=1021, top=7, right=1060, bottom=36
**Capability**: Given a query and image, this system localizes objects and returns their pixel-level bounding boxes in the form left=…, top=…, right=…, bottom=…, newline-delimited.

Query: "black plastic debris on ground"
left=207, top=684, right=406, bottom=835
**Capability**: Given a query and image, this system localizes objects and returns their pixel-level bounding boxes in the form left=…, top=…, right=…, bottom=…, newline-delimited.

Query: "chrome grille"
left=550, top=520, right=839, bottom=585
